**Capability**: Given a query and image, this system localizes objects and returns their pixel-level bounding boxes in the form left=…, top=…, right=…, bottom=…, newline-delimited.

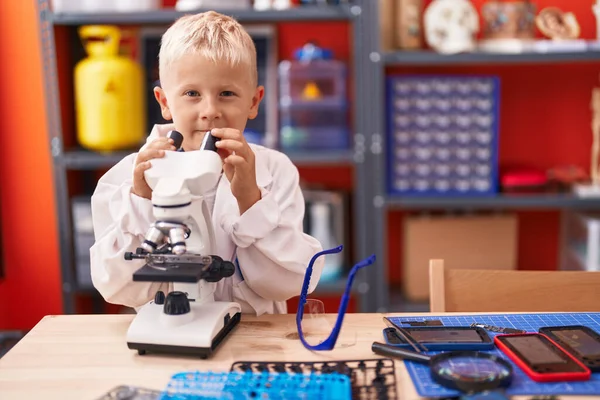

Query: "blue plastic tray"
left=159, top=370, right=352, bottom=400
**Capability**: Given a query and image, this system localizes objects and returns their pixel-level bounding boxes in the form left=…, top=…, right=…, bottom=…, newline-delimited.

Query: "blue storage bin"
left=278, top=42, right=349, bottom=151
left=279, top=100, right=349, bottom=150
left=386, top=75, right=500, bottom=196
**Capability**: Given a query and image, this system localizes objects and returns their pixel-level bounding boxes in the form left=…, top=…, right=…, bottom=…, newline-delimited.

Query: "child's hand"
left=211, top=128, right=261, bottom=214
left=132, top=137, right=176, bottom=199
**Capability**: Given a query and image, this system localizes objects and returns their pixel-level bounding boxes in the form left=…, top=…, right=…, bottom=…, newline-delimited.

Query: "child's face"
left=154, top=53, right=264, bottom=150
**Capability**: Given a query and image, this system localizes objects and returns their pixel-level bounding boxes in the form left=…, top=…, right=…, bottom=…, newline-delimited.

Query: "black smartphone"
left=495, top=333, right=591, bottom=382
left=539, top=325, right=600, bottom=372
left=383, top=326, right=494, bottom=351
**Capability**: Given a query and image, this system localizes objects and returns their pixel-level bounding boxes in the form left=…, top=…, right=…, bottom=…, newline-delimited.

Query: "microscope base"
left=126, top=300, right=242, bottom=358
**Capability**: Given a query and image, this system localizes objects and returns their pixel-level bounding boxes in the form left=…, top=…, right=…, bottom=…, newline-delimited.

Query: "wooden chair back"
left=429, top=259, right=600, bottom=313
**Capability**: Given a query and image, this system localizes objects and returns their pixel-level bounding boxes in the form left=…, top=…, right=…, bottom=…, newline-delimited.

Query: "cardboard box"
left=394, top=0, right=423, bottom=49
left=380, top=0, right=396, bottom=51
left=403, top=214, right=518, bottom=301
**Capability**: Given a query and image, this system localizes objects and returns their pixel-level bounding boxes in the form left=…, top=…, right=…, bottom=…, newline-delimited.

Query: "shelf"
left=385, top=194, right=600, bottom=210
left=60, top=148, right=354, bottom=170
left=283, top=149, right=354, bottom=166
left=61, top=150, right=131, bottom=170
left=384, top=49, right=600, bottom=66
left=48, top=5, right=355, bottom=25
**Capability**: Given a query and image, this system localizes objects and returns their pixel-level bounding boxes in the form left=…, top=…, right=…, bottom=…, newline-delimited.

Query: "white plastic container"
left=176, top=0, right=250, bottom=11
left=53, top=0, right=160, bottom=13
left=53, top=0, right=117, bottom=13
left=278, top=45, right=349, bottom=150
left=114, top=0, right=161, bottom=12
left=51, top=0, right=84, bottom=13
left=562, top=211, right=600, bottom=271
left=309, top=201, right=343, bottom=282
left=80, top=0, right=119, bottom=13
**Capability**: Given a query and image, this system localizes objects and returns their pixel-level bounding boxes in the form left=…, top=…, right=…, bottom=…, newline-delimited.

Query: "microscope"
left=124, top=130, right=242, bottom=358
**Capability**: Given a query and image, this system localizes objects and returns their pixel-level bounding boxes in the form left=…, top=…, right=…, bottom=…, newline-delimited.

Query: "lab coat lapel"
left=212, top=145, right=273, bottom=262
left=212, top=177, right=237, bottom=262
left=253, top=146, right=274, bottom=189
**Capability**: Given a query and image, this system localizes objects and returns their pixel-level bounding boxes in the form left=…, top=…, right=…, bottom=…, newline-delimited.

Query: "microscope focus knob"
left=163, top=291, right=190, bottom=315
left=154, top=291, right=165, bottom=305
left=203, top=256, right=236, bottom=282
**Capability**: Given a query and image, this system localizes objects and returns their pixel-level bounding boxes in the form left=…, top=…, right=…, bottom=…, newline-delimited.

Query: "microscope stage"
left=126, top=301, right=241, bottom=358
left=133, top=262, right=208, bottom=283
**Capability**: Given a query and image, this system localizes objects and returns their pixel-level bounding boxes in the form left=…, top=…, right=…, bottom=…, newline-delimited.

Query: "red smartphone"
left=494, top=333, right=591, bottom=382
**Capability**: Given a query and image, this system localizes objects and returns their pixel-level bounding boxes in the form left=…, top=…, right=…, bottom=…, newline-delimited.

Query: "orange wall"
left=0, top=1, right=62, bottom=330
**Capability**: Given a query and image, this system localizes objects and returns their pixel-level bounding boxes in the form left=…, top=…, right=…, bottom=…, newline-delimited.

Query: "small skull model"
left=424, top=0, right=480, bottom=54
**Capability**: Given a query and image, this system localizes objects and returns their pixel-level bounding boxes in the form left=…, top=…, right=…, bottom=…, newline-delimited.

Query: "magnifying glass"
left=372, top=342, right=513, bottom=393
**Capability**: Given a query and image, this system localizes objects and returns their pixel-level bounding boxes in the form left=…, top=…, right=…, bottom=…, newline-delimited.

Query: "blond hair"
left=158, top=11, right=257, bottom=86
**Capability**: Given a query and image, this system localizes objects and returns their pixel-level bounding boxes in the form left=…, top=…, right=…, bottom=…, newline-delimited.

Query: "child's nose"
left=200, top=99, right=221, bottom=121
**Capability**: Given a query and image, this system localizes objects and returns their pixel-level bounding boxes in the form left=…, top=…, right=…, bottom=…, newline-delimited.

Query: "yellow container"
left=74, top=25, right=145, bottom=152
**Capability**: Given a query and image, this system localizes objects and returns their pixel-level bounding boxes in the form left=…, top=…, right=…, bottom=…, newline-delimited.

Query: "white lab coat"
left=90, top=123, right=324, bottom=315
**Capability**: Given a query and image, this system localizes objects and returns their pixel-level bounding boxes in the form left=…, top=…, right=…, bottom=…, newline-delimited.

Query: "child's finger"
left=209, top=128, right=224, bottom=138
left=151, top=137, right=173, bottom=145
left=136, top=148, right=165, bottom=164
left=133, top=164, right=151, bottom=184
left=224, top=154, right=247, bottom=166
left=147, top=137, right=175, bottom=151
left=211, top=128, right=245, bottom=142
left=215, top=139, right=245, bottom=155
left=134, top=160, right=151, bottom=179
left=158, top=142, right=176, bottom=151
left=132, top=161, right=152, bottom=197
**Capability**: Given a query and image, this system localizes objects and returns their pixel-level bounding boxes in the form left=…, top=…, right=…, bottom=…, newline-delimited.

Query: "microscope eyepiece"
left=200, top=130, right=220, bottom=152
left=167, top=130, right=184, bottom=151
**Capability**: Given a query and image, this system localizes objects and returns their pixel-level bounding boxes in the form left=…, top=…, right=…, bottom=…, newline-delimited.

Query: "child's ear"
left=248, top=85, right=265, bottom=120
left=153, top=86, right=172, bottom=121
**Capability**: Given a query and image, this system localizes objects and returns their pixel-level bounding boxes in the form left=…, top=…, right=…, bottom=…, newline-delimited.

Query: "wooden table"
left=0, top=312, right=596, bottom=399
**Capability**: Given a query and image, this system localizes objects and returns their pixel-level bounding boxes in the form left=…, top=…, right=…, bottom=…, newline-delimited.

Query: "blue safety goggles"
left=296, top=245, right=376, bottom=351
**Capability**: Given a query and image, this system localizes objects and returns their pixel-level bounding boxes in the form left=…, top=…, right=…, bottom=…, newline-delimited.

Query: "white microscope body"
left=125, top=132, right=241, bottom=358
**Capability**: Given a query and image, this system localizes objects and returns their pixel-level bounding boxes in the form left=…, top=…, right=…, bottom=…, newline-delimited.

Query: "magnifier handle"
left=372, top=342, right=431, bottom=364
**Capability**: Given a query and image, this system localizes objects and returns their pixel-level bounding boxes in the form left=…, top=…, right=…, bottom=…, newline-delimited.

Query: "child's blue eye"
left=221, top=91, right=235, bottom=97
left=184, top=90, right=200, bottom=97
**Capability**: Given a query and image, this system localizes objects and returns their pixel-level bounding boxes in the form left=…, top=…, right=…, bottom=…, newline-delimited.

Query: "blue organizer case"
left=386, top=75, right=500, bottom=196
left=387, top=313, right=600, bottom=398
left=159, top=370, right=352, bottom=400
